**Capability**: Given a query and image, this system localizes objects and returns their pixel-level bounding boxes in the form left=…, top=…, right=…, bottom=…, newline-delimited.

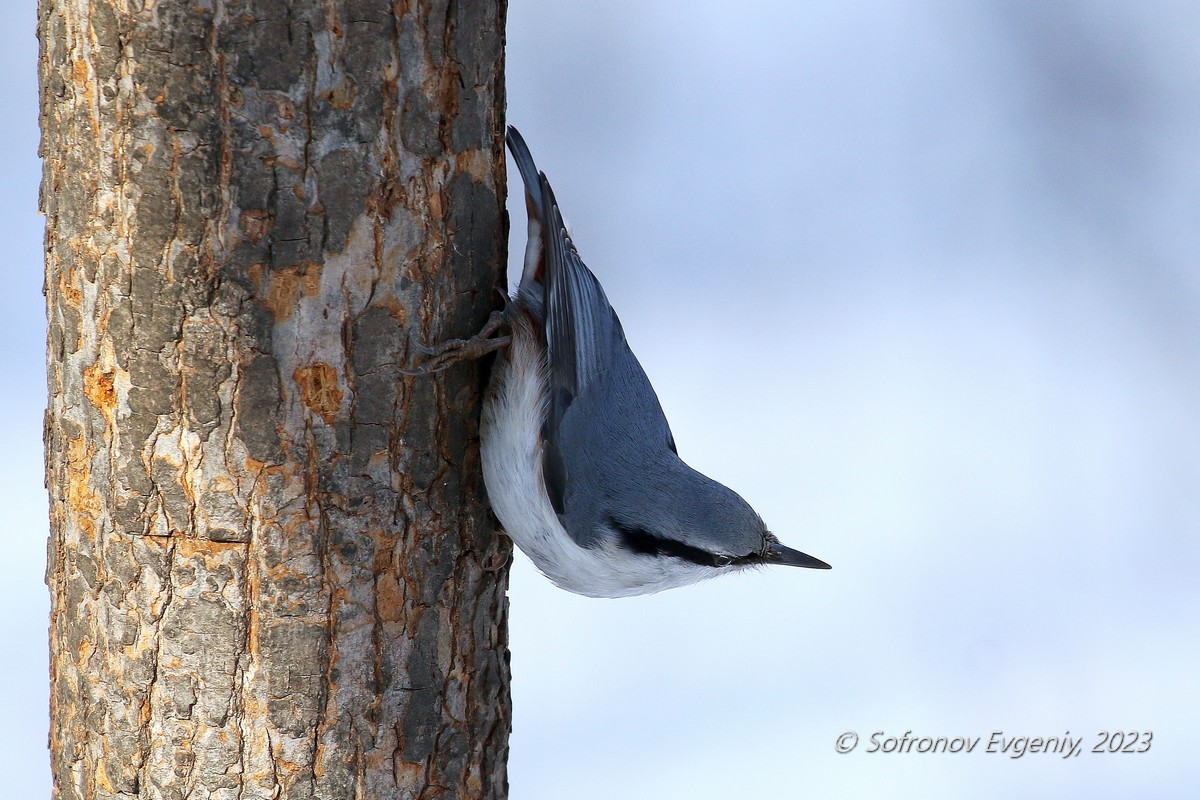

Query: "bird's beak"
left=770, top=542, right=832, bottom=570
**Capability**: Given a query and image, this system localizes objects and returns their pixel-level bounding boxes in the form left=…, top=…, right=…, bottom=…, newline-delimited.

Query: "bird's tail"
left=507, top=126, right=548, bottom=303
left=506, top=126, right=544, bottom=217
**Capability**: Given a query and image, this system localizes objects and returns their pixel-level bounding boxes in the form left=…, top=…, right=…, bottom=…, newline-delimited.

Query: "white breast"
left=479, top=314, right=723, bottom=598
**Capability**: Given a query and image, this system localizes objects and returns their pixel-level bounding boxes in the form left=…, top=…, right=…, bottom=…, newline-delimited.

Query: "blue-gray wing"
left=538, top=173, right=619, bottom=410
left=509, top=130, right=680, bottom=548
left=536, top=173, right=683, bottom=538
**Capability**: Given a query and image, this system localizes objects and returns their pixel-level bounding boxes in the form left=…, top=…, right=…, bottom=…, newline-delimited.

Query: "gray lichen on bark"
left=41, top=1, right=511, bottom=798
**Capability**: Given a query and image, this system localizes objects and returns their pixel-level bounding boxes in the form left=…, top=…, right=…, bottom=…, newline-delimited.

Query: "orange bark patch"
left=58, top=270, right=82, bottom=308
left=293, top=363, right=343, bottom=424
left=75, top=633, right=95, bottom=665
left=264, top=262, right=322, bottom=321
left=172, top=537, right=244, bottom=560
left=83, top=363, right=116, bottom=413
left=375, top=295, right=409, bottom=327
left=240, top=209, right=274, bottom=243
left=246, top=262, right=266, bottom=293
left=326, top=77, right=355, bottom=110
left=376, top=573, right=406, bottom=623
left=393, top=761, right=425, bottom=788
left=65, top=435, right=102, bottom=536
left=70, top=59, right=98, bottom=137
left=94, top=760, right=115, bottom=794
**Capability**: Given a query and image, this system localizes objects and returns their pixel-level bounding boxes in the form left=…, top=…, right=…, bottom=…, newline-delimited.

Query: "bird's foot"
left=402, top=309, right=511, bottom=376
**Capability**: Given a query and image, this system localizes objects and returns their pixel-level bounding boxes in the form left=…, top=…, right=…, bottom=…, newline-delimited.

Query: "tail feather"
left=506, top=126, right=543, bottom=217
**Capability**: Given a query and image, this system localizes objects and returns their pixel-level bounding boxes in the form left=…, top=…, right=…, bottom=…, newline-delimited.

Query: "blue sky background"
left=4, top=1, right=1199, bottom=797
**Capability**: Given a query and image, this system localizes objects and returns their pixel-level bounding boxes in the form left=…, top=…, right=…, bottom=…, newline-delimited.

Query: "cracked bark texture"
left=40, top=1, right=511, bottom=798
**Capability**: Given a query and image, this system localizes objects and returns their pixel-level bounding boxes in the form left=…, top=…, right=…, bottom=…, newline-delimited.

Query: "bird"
left=414, top=126, right=831, bottom=597
left=483, top=126, right=831, bottom=597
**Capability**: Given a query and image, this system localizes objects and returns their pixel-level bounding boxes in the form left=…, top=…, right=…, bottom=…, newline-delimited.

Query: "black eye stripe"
left=606, top=517, right=765, bottom=568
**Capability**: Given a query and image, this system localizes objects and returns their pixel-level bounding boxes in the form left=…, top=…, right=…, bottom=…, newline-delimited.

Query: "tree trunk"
left=40, top=1, right=510, bottom=798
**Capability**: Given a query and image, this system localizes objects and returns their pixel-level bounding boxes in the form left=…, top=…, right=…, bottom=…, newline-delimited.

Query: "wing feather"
left=538, top=174, right=622, bottom=431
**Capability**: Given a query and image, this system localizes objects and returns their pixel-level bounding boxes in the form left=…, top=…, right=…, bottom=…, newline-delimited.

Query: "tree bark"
left=40, top=1, right=510, bottom=798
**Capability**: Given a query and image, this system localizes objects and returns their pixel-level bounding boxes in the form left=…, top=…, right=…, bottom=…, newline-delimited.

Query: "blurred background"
left=4, top=1, right=1198, bottom=797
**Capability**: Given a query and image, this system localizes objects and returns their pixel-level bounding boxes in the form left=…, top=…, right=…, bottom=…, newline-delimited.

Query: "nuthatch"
left=416, top=126, right=830, bottom=597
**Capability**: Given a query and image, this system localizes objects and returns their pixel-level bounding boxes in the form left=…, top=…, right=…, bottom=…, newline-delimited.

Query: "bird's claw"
left=402, top=309, right=511, bottom=376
